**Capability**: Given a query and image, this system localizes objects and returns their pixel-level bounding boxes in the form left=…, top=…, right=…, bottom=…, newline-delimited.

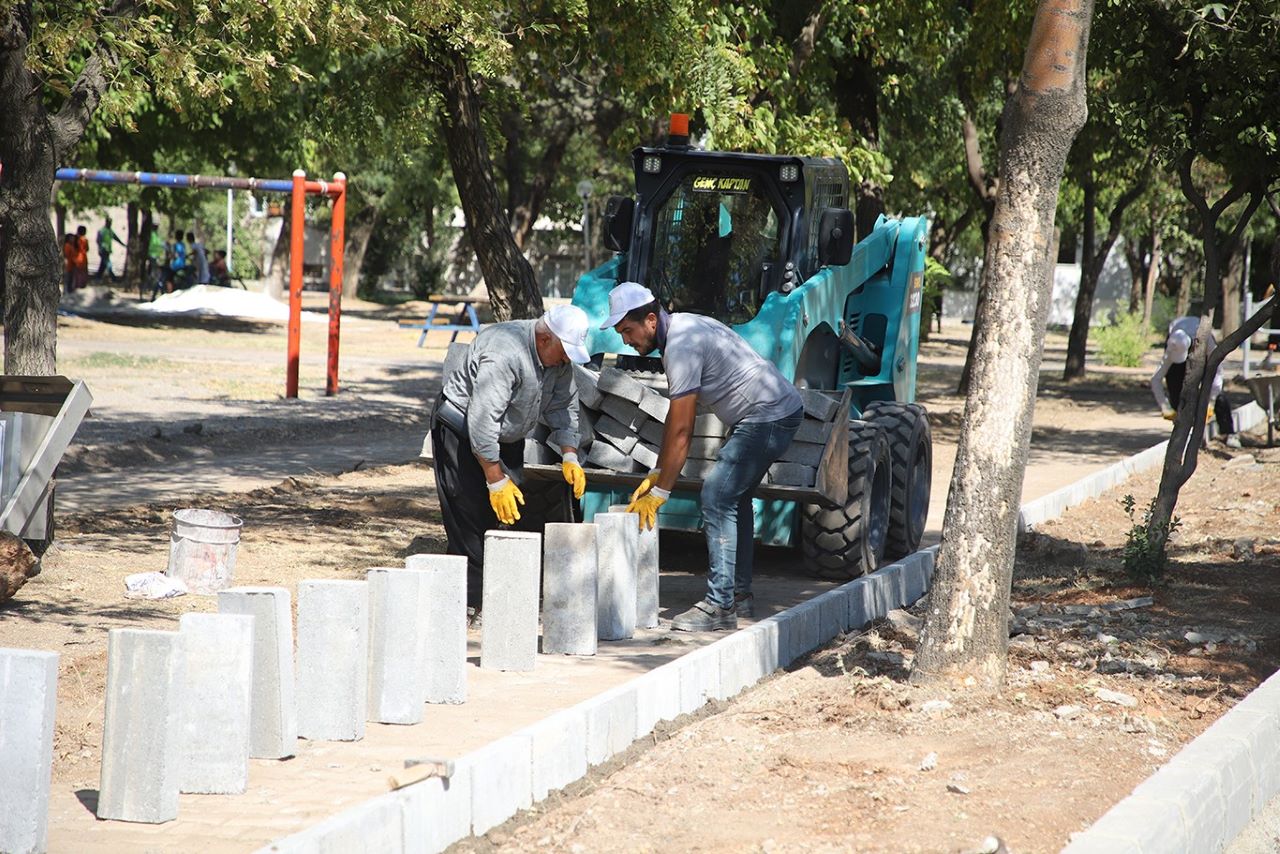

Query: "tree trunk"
left=54, top=203, right=66, bottom=242
left=1142, top=230, right=1161, bottom=326
left=128, top=205, right=151, bottom=294
left=509, top=124, right=574, bottom=252
left=1064, top=162, right=1098, bottom=379
left=429, top=48, right=543, bottom=321
left=1144, top=295, right=1278, bottom=556
left=1065, top=167, right=1145, bottom=379
left=955, top=106, right=1001, bottom=396
left=264, top=203, right=290, bottom=302
left=1221, top=249, right=1243, bottom=339
left=912, top=0, right=1092, bottom=691
left=342, top=206, right=377, bottom=300
left=1, top=15, right=61, bottom=374
left=2, top=5, right=129, bottom=374
left=123, top=201, right=138, bottom=281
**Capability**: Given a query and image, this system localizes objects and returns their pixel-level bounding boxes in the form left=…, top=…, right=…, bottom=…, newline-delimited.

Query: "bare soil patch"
left=477, top=441, right=1280, bottom=854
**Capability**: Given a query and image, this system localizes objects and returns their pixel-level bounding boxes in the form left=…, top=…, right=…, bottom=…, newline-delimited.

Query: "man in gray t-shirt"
left=604, top=282, right=803, bottom=632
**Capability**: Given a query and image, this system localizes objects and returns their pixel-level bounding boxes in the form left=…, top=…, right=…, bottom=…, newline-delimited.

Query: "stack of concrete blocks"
left=406, top=553, right=467, bottom=704
left=0, top=648, right=58, bottom=853
left=259, top=545, right=947, bottom=854
left=609, top=504, right=659, bottom=628
left=481, top=531, right=542, bottom=671
left=573, top=366, right=730, bottom=478
left=177, top=613, right=255, bottom=794
left=541, top=523, right=598, bottom=655
left=765, top=388, right=842, bottom=489
left=367, top=568, right=429, bottom=724
left=296, top=579, right=369, bottom=741
left=98, top=629, right=186, bottom=823
left=594, top=512, right=638, bottom=640
left=217, top=586, right=298, bottom=758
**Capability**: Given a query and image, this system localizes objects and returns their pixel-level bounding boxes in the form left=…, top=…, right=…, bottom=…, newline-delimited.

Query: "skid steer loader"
left=525, top=115, right=932, bottom=579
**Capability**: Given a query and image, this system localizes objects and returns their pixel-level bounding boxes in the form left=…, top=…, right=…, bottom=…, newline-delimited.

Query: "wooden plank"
left=0, top=381, right=93, bottom=537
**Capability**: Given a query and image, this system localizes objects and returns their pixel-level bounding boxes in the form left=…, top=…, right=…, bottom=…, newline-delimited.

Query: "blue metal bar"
left=53, top=168, right=329, bottom=195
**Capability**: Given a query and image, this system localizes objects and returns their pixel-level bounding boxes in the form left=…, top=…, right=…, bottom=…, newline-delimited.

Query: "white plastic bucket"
left=165, top=509, right=243, bottom=594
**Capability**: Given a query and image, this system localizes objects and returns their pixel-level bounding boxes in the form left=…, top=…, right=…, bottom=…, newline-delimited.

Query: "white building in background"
left=941, top=236, right=1135, bottom=327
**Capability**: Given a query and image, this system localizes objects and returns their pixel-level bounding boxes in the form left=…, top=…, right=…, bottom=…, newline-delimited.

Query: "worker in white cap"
left=604, top=282, right=803, bottom=632
left=430, top=304, right=592, bottom=615
left=1150, top=315, right=1237, bottom=444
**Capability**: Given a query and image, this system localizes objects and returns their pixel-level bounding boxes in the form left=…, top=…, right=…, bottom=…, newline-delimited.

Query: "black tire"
left=800, top=423, right=892, bottom=579
left=863, top=401, right=932, bottom=559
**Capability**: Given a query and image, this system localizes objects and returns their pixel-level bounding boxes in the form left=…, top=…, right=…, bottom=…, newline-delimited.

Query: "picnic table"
left=398, top=294, right=487, bottom=347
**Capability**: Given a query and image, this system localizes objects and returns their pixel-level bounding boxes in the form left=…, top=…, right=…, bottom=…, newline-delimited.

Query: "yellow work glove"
left=561, top=452, right=586, bottom=499
left=1206, top=404, right=1215, bottom=424
left=487, top=476, right=524, bottom=525
left=1161, top=408, right=1176, bottom=421
left=627, top=486, right=669, bottom=531
left=630, top=469, right=661, bottom=503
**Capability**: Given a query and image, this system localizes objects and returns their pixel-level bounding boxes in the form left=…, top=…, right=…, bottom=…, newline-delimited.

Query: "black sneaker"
left=734, top=592, right=754, bottom=618
left=671, top=600, right=737, bottom=632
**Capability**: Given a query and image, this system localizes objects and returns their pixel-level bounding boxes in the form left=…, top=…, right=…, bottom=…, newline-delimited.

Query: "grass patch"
left=64, top=351, right=183, bottom=372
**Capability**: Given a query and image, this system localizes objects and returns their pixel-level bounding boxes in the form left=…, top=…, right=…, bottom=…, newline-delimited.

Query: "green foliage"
left=1120, top=494, right=1180, bottom=583
left=1094, top=311, right=1152, bottom=367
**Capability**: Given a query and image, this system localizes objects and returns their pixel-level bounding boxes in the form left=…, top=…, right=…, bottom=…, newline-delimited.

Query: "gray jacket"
left=441, top=319, right=579, bottom=461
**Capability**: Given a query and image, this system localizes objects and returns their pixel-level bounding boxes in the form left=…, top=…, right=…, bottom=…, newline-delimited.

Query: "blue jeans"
left=700, top=406, right=803, bottom=609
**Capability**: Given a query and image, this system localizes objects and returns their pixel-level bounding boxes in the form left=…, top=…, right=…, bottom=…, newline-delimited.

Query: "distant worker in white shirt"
left=1150, top=316, right=1238, bottom=445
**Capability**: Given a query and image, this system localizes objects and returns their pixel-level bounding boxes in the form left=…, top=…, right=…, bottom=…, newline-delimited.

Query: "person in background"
left=188, top=231, right=210, bottom=285
left=93, top=217, right=126, bottom=281
left=72, top=226, right=90, bottom=290
left=167, top=229, right=187, bottom=290
left=209, top=249, right=229, bottom=284
left=1151, top=315, right=1239, bottom=447
left=61, top=234, right=77, bottom=293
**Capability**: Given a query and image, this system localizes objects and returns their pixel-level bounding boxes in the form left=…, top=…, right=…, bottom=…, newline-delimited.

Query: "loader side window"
left=648, top=172, right=781, bottom=325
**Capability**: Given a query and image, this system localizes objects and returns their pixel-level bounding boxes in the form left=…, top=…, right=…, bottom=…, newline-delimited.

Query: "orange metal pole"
left=326, top=172, right=347, bottom=396
left=286, top=169, right=305, bottom=398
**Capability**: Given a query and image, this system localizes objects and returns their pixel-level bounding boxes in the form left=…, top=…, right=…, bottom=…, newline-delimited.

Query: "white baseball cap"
left=601, top=282, right=658, bottom=329
left=1167, top=329, right=1191, bottom=364
left=544, top=304, right=591, bottom=364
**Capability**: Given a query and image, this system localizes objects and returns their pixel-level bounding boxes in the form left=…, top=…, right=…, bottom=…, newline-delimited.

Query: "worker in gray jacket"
left=430, top=305, right=592, bottom=611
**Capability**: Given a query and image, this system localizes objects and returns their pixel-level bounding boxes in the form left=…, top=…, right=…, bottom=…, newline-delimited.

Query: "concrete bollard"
left=177, top=613, right=254, bottom=794
left=0, top=648, right=58, bottom=853
left=610, top=505, right=659, bottom=628
left=595, top=513, right=638, bottom=640
left=98, top=629, right=186, bottom=823
left=481, top=531, right=542, bottom=671
left=367, top=568, right=428, bottom=724
left=217, top=586, right=298, bottom=759
left=541, top=523, right=598, bottom=655
left=296, top=580, right=369, bottom=741
left=405, top=554, right=468, bottom=704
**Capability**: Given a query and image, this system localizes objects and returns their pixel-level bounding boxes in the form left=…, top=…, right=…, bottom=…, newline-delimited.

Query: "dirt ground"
left=2, top=290, right=1276, bottom=851
left=479, top=443, right=1280, bottom=854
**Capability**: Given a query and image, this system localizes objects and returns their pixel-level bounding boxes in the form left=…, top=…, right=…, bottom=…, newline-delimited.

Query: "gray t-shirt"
left=661, top=312, right=802, bottom=425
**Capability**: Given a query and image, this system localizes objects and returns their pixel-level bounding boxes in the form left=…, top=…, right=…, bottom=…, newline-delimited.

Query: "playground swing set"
left=54, top=167, right=347, bottom=399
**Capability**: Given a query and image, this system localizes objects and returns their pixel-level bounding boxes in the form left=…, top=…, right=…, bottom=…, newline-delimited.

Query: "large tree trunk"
left=123, top=201, right=138, bottom=281
left=912, top=0, right=1092, bottom=691
left=2, top=5, right=128, bottom=374
left=430, top=48, right=543, bottom=321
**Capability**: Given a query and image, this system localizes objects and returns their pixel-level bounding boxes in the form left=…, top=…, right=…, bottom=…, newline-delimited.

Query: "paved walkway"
left=46, top=438, right=1148, bottom=853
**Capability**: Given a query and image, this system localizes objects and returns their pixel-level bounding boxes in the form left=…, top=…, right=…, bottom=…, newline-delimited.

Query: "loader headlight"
left=779, top=163, right=800, bottom=182
left=643, top=155, right=662, bottom=174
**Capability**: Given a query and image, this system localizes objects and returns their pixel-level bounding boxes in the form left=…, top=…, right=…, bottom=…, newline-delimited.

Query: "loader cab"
left=603, top=121, right=853, bottom=328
